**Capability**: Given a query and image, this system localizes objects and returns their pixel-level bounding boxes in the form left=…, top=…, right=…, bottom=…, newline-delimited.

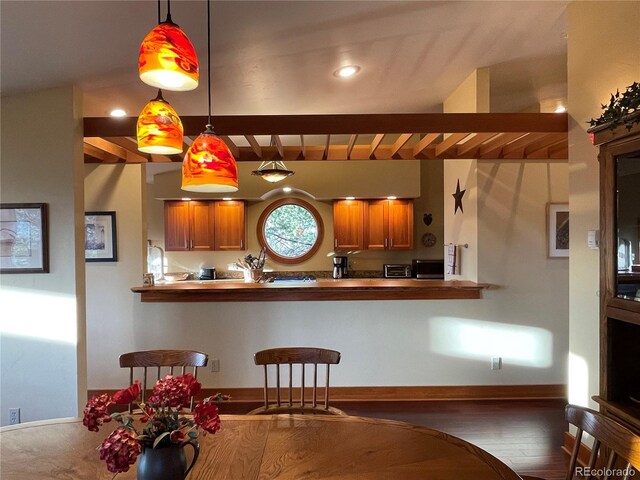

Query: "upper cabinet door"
left=333, top=200, right=365, bottom=250
left=189, top=201, right=215, bottom=251
left=388, top=199, right=414, bottom=250
left=365, top=199, right=389, bottom=250
left=164, top=201, right=190, bottom=251
left=214, top=201, right=246, bottom=250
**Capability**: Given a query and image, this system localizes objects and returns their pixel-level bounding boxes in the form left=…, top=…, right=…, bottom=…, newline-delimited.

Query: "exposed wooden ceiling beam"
left=84, top=137, right=147, bottom=163
left=501, top=133, right=547, bottom=158
left=346, top=134, right=358, bottom=159
left=390, top=134, right=413, bottom=157
left=244, top=135, right=262, bottom=159
left=83, top=142, right=120, bottom=163
left=455, top=133, right=498, bottom=157
left=84, top=113, right=567, bottom=137
left=369, top=134, right=385, bottom=159
left=323, top=135, right=331, bottom=160
left=272, top=135, right=284, bottom=158
left=523, top=133, right=567, bottom=158
left=478, top=133, right=525, bottom=158
left=413, top=133, right=439, bottom=157
left=435, top=133, right=469, bottom=157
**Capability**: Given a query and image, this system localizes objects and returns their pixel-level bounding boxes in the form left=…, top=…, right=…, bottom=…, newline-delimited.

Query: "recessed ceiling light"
left=110, top=108, right=127, bottom=117
left=334, top=65, right=360, bottom=78
left=345, top=196, right=355, bottom=200
left=283, top=187, right=292, bottom=193
left=387, top=196, right=397, bottom=200
left=222, top=197, right=232, bottom=201
left=555, top=106, right=567, bottom=113
left=181, top=197, right=192, bottom=201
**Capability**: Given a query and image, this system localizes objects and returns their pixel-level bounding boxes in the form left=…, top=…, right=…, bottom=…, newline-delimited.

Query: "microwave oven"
left=383, top=264, right=412, bottom=278
left=412, top=259, right=445, bottom=279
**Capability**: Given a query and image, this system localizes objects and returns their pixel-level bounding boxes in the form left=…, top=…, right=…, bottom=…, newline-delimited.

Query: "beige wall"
left=84, top=164, right=147, bottom=388
left=567, top=1, right=640, bottom=408
left=0, top=86, right=86, bottom=425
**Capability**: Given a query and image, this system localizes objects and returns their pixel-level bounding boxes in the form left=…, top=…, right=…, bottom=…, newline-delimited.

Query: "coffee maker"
left=332, top=256, right=348, bottom=279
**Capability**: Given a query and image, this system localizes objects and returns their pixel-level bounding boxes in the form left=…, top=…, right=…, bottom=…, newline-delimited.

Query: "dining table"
left=0, top=414, right=523, bottom=479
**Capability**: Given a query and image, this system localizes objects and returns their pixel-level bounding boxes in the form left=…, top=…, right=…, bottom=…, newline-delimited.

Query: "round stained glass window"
left=257, top=198, right=324, bottom=264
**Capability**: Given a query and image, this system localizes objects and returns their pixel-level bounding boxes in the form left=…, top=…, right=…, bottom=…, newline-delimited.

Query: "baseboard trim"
left=89, top=384, right=566, bottom=403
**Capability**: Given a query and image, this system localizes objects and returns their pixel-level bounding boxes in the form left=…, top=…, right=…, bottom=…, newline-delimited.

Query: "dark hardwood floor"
left=221, top=399, right=569, bottom=479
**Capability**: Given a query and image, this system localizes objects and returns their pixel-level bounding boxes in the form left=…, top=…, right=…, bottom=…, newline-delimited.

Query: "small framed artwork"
left=0, top=203, right=49, bottom=273
left=85, top=211, right=117, bottom=262
left=547, top=203, right=569, bottom=258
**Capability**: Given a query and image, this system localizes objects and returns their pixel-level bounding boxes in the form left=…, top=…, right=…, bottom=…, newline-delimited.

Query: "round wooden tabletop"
left=0, top=414, right=522, bottom=479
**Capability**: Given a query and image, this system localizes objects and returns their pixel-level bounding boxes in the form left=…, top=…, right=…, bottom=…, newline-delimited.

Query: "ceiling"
left=1, top=1, right=568, bottom=117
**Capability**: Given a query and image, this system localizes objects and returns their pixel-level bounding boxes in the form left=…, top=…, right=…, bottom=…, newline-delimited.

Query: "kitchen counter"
left=131, top=278, right=486, bottom=302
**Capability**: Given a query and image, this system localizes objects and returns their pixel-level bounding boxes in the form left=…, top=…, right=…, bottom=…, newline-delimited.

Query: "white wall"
left=84, top=164, right=146, bottom=389
left=567, top=1, right=640, bottom=408
left=0, top=86, right=86, bottom=425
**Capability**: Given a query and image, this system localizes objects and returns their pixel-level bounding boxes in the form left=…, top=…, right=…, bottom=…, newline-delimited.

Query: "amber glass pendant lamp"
left=137, top=89, right=183, bottom=154
left=182, top=0, right=238, bottom=193
left=138, top=0, right=199, bottom=91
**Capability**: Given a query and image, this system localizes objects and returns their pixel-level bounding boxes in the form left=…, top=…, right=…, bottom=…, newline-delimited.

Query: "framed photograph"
left=0, top=203, right=49, bottom=273
left=85, top=211, right=117, bottom=262
left=547, top=203, right=569, bottom=258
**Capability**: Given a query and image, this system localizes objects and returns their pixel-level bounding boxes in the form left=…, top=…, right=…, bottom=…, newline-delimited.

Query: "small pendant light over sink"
left=137, top=89, right=183, bottom=154
left=138, top=0, right=199, bottom=91
left=251, top=160, right=295, bottom=183
left=182, top=0, right=238, bottom=193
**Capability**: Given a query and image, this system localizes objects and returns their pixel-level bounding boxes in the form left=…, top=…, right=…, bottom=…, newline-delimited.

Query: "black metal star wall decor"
left=452, top=179, right=466, bottom=214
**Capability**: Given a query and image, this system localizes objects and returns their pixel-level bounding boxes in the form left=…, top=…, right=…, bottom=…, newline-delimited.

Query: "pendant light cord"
left=207, top=0, right=212, bottom=127
left=157, top=0, right=161, bottom=24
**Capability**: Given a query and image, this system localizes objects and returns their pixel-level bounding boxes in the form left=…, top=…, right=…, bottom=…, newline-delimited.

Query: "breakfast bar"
left=131, top=279, right=485, bottom=302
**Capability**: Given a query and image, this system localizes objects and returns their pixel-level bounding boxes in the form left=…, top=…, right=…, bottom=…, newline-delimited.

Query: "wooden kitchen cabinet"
left=164, top=201, right=215, bottom=251
left=365, top=199, right=414, bottom=250
left=214, top=200, right=246, bottom=250
left=164, top=200, right=245, bottom=251
left=333, top=200, right=365, bottom=250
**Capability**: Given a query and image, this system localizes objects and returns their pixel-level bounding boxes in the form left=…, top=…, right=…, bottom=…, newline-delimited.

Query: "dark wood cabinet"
left=364, top=199, right=414, bottom=250
left=592, top=114, right=640, bottom=431
left=333, top=200, right=365, bottom=250
left=164, top=200, right=245, bottom=252
left=214, top=200, right=245, bottom=250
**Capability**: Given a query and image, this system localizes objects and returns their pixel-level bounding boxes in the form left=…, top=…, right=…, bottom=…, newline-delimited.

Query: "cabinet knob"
left=334, top=239, right=338, bottom=248
left=390, top=238, right=393, bottom=248
left=384, top=238, right=388, bottom=248
left=240, top=239, right=244, bottom=250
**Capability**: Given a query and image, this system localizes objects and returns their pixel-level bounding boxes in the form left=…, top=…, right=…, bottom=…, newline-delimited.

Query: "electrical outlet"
left=491, top=357, right=502, bottom=370
left=9, top=408, right=20, bottom=425
left=211, top=359, right=220, bottom=373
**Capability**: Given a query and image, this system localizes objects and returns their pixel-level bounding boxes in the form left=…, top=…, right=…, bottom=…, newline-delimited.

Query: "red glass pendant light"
left=182, top=0, right=238, bottom=193
left=137, top=90, right=183, bottom=154
left=138, top=1, right=198, bottom=92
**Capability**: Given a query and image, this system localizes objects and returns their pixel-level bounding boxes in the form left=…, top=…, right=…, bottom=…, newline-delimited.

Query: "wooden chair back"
left=119, top=349, right=208, bottom=411
left=565, top=405, right=640, bottom=480
left=248, top=347, right=346, bottom=415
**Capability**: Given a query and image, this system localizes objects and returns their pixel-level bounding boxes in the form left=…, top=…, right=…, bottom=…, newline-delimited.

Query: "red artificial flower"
left=112, top=380, right=141, bottom=405
left=170, top=430, right=185, bottom=443
left=140, top=404, right=156, bottom=423
left=82, top=393, right=112, bottom=432
left=150, top=373, right=201, bottom=408
left=193, top=400, right=221, bottom=435
left=99, top=427, right=141, bottom=473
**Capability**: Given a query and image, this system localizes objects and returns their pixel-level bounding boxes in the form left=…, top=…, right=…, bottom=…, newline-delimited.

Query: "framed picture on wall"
left=0, top=203, right=49, bottom=273
left=85, top=211, right=117, bottom=262
left=547, top=203, right=569, bottom=258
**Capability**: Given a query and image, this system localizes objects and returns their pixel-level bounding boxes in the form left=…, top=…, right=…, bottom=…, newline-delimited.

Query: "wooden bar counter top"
left=0, top=414, right=520, bottom=479
left=131, top=278, right=485, bottom=302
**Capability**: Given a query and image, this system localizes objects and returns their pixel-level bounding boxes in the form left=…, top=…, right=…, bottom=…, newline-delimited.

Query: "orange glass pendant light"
left=182, top=0, right=238, bottom=193
left=182, top=125, right=238, bottom=192
left=138, top=1, right=198, bottom=92
left=137, top=90, right=183, bottom=154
